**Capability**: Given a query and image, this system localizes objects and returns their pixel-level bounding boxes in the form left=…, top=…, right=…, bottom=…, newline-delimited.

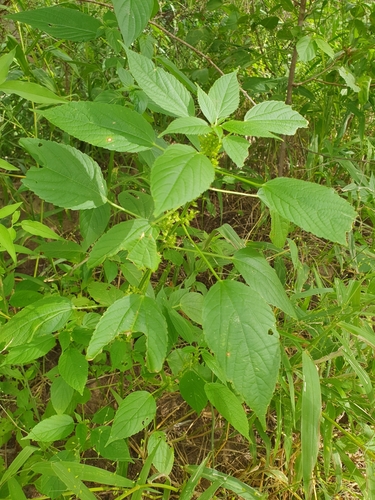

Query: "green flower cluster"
left=199, top=133, right=221, bottom=167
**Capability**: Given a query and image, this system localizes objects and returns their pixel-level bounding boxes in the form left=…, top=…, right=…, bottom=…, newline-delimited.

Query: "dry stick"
left=293, top=54, right=344, bottom=87
left=77, top=0, right=256, bottom=105
left=277, top=0, right=307, bottom=177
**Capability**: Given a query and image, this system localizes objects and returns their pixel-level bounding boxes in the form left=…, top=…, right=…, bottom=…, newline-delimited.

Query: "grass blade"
left=301, top=351, right=321, bottom=498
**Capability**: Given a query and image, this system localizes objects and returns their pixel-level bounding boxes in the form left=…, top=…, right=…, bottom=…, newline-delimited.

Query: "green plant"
left=1, top=1, right=375, bottom=499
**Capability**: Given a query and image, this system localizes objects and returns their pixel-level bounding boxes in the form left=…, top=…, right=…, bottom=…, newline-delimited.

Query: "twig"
left=293, top=54, right=344, bottom=87
left=304, top=148, right=375, bottom=164
left=277, top=0, right=307, bottom=177
left=149, top=20, right=256, bottom=105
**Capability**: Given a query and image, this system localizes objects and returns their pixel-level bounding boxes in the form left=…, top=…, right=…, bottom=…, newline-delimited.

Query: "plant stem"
left=277, top=0, right=307, bottom=177
left=107, top=199, right=139, bottom=218
left=209, top=187, right=258, bottom=198
left=182, top=224, right=221, bottom=281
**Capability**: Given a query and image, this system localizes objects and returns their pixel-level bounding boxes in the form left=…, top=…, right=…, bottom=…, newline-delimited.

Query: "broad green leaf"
left=21, top=220, right=63, bottom=241
left=167, top=307, right=198, bottom=343
left=314, top=37, right=335, bottom=59
left=179, top=370, right=208, bottom=413
left=358, top=75, right=371, bottom=105
left=87, top=282, right=124, bottom=306
left=258, top=178, right=357, bottom=245
left=51, top=376, right=74, bottom=414
left=58, top=348, right=89, bottom=395
left=21, top=139, right=108, bottom=210
left=112, top=0, right=154, bottom=46
left=202, top=280, right=280, bottom=426
left=91, top=426, right=132, bottom=461
left=118, top=191, right=154, bottom=219
left=270, top=209, right=290, bottom=248
left=338, top=66, right=360, bottom=92
left=51, top=462, right=96, bottom=500
left=208, top=71, right=239, bottom=121
left=222, top=136, right=249, bottom=168
left=87, top=219, right=160, bottom=271
left=296, top=35, right=317, bottom=62
left=233, top=248, right=296, bottom=318
left=37, top=241, right=84, bottom=263
left=223, top=101, right=308, bottom=138
left=87, top=295, right=167, bottom=372
left=87, top=219, right=145, bottom=268
left=156, top=55, right=197, bottom=94
left=185, top=466, right=266, bottom=499
left=7, top=477, right=27, bottom=500
left=25, top=415, right=74, bottom=442
left=205, top=383, right=249, bottom=439
left=244, top=101, right=307, bottom=134
left=0, top=49, right=16, bottom=85
left=6, top=7, right=102, bottom=42
left=38, top=102, right=155, bottom=152
left=0, top=296, right=72, bottom=351
left=151, top=144, right=214, bottom=216
left=147, top=431, right=174, bottom=475
left=32, top=461, right=134, bottom=488
left=127, top=226, right=160, bottom=271
left=108, top=391, right=156, bottom=443
left=197, top=86, right=217, bottom=124
left=301, top=352, right=321, bottom=497
left=126, top=49, right=194, bottom=117
left=222, top=120, right=277, bottom=138
left=0, top=81, right=66, bottom=103
left=180, top=292, right=204, bottom=324
left=160, top=117, right=211, bottom=137
left=217, top=223, right=245, bottom=250
left=0, top=223, right=16, bottom=263
left=0, top=202, right=21, bottom=219
left=0, top=158, right=19, bottom=171
left=279, top=0, right=295, bottom=12
left=5, top=336, right=55, bottom=365
left=80, top=204, right=111, bottom=249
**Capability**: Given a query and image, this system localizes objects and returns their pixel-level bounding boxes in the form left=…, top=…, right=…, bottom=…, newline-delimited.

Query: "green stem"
left=182, top=225, right=221, bottom=281
left=107, top=199, right=139, bottom=218
left=215, top=167, right=263, bottom=188
left=322, top=411, right=375, bottom=460
left=74, top=305, right=104, bottom=310
left=209, top=187, right=259, bottom=198
left=171, top=245, right=233, bottom=261
left=107, top=150, right=115, bottom=190
left=114, top=483, right=179, bottom=500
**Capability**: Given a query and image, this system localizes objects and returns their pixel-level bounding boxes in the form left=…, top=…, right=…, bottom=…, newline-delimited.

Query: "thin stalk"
left=322, top=411, right=375, bottom=460
left=215, top=167, right=263, bottom=188
left=182, top=225, right=221, bottom=281
left=107, top=150, right=115, bottom=190
left=114, top=483, right=179, bottom=500
left=107, top=199, right=139, bottom=218
left=209, top=187, right=258, bottom=198
left=171, top=245, right=233, bottom=261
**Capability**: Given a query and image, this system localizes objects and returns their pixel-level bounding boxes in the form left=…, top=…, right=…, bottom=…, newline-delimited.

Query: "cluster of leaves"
left=1, top=0, right=375, bottom=499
